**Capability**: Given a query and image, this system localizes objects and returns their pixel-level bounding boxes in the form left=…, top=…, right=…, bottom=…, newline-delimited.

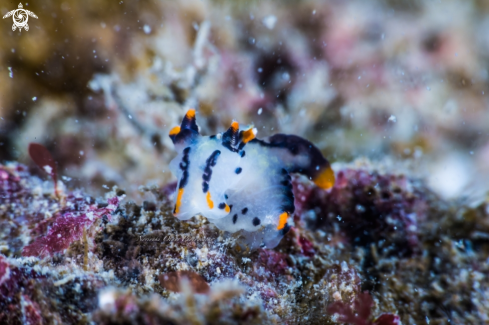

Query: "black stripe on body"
left=179, top=147, right=191, bottom=189
left=280, top=168, right=295, bottom=214
left=202, top=150, right=221, bottom=193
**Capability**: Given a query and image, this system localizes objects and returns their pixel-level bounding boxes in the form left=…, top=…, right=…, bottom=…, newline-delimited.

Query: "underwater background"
left=1, top=0, right=489, bottom=324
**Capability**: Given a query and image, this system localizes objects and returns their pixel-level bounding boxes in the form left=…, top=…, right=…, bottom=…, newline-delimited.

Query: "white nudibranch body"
left=169, top=109, right=335, bottom=249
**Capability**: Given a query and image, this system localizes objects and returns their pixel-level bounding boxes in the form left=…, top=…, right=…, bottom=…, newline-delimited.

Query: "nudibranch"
left=169, top=109, right=335, bottom=249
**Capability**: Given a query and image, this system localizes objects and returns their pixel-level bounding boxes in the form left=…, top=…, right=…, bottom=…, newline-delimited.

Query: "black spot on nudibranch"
left=202, top=150, right=221, bottom=193
left=239, top=151, right=246, bottom=157
left=241, top=207, right=248, bottom=215
left=235, top=167, right=242, bottom=174
left=218, top=203, right=226, bottom=209
left=232, top=214, right=238, bottom=224
left=179, top=147, right=191, bottom=189
left=252, top=217, right=261, bottom=226
left=225, top=194, right=228, bottom=199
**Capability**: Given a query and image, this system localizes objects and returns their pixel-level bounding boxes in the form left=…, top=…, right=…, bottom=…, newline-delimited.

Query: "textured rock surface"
left=1, top=161, right=488, bottom=324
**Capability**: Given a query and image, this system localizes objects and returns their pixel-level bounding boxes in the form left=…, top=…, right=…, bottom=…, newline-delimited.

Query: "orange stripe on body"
left=277, top=212, right=289, bottom=230
left=224, top=204, right=230, bottom=213
left=206, top=192, right=214, bottom=209
left=174, top=188, right=184, bottom=215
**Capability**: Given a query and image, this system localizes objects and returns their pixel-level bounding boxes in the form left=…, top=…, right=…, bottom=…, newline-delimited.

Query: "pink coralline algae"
left=255, top=249, right=290, bottom=276
left=0, top=163, right=123, bottom=258
left=0, top=165, right=27, bottom=200
left=0, top=255, right=43, bottom=323
left=21, top=294, right=43, bottom=325
left=0, top=253, right=107, bottom=324
left=294, top=168, right=427, bottom=258
left=327, top=292, right=400, bottom=325
left=23, top=196, right=122, bottom=257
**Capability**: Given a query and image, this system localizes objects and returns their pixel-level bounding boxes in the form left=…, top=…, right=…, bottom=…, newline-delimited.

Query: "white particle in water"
left=262, top=15, right=277, bottom=29
left=32, top=97, right=37, bottom=101
left=257, top=108, right=263, bottom=115
left=143, top=24, right=151, bottom=34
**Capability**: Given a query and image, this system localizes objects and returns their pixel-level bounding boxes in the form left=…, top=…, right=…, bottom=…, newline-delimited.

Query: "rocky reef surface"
left=1, top=160, right=488, bottom=324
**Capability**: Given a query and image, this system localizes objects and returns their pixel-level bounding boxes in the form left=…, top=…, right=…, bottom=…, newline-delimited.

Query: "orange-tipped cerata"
left=169, top=126, right=181, bottom=136
left=186, top=109, right=196, bottom=118
left=241, top=127, right=256, bottom=143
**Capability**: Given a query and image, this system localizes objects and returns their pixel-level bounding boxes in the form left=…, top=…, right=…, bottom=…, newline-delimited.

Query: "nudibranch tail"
left=256, top=134, right=335, bottom=190
left=312, top=164, right=335, bottom=190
